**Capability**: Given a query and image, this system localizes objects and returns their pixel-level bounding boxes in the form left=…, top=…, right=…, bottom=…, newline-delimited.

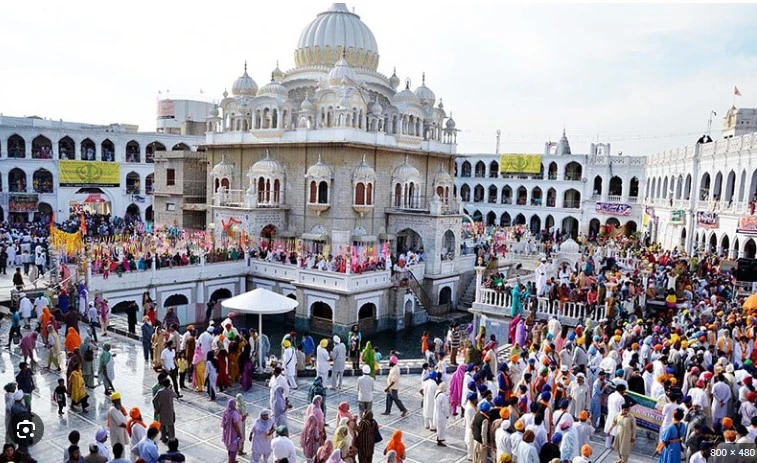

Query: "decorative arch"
left=488, top=160, right=499, bottom=178
left=101, top=139, right=115, bottom=161
left=126, top=140, right=140, bottom=162
left=7, top=134, right=25, bottom=158
left=486, top=211, right=497, bottom=226
left=32, top=168, right=53, bottom=193
left=474, top=161, right=486, bottom=178
left=461, top=161, right=471, bottom=177
left=593, top=176, right=603, bottom=197
left=500, top=212, right=511, bottom=227
left=172, top=143, right=190, bottom=151
left=564, top=161, right=582, bottom=181
left=563, top=188, right=581, bottom=208
left=473, top=184, right=484, bottom=203
left=31, top=135, right=52, bottom=159
left=58, top=136, right=75, bottom=160
left=608, top=176, right=623, bottom=197
left=460, top=184, right=471, bottom=202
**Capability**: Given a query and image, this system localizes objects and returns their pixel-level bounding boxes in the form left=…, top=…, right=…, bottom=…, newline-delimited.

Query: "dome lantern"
left=232, top=61, right=258, bottom=96
left=414, top=72, right=436, bottom=107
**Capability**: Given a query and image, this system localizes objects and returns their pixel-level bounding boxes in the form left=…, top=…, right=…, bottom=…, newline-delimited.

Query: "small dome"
left=211, top=155, right=234, bottom=178
left=232, top=62, right=258, bottom=96
left=295, top=3, right=379, bottom=70
left=353, top=154, right=376, bottom=182
left=306, top=154, right=333, bottom=180
left=389, top=68, right=400, bottom=89
left=272, top=61, right=284, bottom=82
left=370, top=99, right=383, bottom=115
left=249, top=150, right=285, bottom=177
left=392, top=155, right=421, bottom=182
left=258, top=75, right=289, bottom=99
left=560, top=238, right=580, bottom=254
left=392, top=79, right=421, bottom=107
left=328, top=56, right=357, bottom=87
left=445, top=113, right=456, bottom=129
left=301, top=96, right=316, bottom=112
left=414, top=73, right=436, bottom=107
left=208, top=105, right=219, bottom=118
left=433, top=163, right=453, bottom=186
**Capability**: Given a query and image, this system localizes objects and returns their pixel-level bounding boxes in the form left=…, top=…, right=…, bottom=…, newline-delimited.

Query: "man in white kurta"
left=711, top=376, right=731, bottom=424
left=535, top=259, right=549, bottom=296
left=604, top=385, right=627, bottom=448
left=281, top=343, right=298, bottom=390
left=568, top=374, right=591, bottom=417
left=433, top=382, right=450, bottom=445
left=422, top=373, right=439, bottom=429
left=316, top=340, right=331, bottom=382
left=107, top=393, right=130, bottom=448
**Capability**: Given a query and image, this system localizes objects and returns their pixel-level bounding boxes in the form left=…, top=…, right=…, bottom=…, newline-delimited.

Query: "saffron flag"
left=734, top=86, right=742, bottom=96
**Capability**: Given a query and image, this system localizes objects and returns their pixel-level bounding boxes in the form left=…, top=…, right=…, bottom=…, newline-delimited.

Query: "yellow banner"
left=499, top=154, right=542, bottom=174
left=49, top=228, right=84, bottom=256
left=59, top=161, right=120, bottom=187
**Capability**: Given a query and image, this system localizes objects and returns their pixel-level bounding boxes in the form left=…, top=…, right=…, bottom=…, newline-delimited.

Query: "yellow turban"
left=320, top=339, right=329, bottom=348
left=283, top=340, right=291, bottom=348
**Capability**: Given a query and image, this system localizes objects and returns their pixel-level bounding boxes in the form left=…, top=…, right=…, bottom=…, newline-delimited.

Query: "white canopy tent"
left=221, top=288, right=299, bottom=370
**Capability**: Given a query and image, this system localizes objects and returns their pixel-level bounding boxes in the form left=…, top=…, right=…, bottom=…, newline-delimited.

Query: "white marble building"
left=644, top=107, right=757, bottom=258
left=0, top=115, right=203, bottom=223
left=455, top=131, right=645, bottom=238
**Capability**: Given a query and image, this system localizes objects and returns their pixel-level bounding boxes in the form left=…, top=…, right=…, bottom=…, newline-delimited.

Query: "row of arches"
left=1, top=168, right=153, bottom=195
left=591, top=175, right=640, bottom=198
left=694, top=230, right=757, bottom=259
left=458, top=160, right=584, bottom=181
left=460, top=184, right=582, bottom=208
left=4, top=134, right=191, bottom=162
left=466, top=210, right=638, bottom=238
left=646, top=169, right=757, bottom=205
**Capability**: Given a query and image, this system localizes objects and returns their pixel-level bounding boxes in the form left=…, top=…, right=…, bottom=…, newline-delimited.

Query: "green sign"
left=670, top=209, right=685, bottom=224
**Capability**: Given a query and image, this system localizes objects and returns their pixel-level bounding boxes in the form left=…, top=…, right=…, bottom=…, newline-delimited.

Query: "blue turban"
left=493, top=396, right=505, bottom=407
left=540, top=391, right=551, bottom=401
left=468, top=381, right=477, bottom=391
left=568, top=332, right=576, bottom=341
left=542, top=384, right=552, bottom=393
left=467, top=392, right=478, bottom=404
left=616, top=369, right=624, bottom=377
left=429, top=371, right=438, bottom=381
left=558, top=398, right=570, bottom=409
left=552, top=432, right=563, bottom=444
left=479, top=401, right=492, bottom=413
left=547, top=333, right=554, bottom=340
left=477, top=384, right=489, bottom=393
left=466, top=363, right=475, bottom=372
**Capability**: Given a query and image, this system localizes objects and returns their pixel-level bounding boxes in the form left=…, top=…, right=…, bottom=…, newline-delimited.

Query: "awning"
left=378, top=233, right=396, bottom=241
left=83, top=193, right=108, bottom=204
left=276, top=231, right=296, bottom=238
left=221, top=288, right=298, bottom=315
left=301, top=233, right=328, bottom=241
left=352, top=235, right=377, bottom=242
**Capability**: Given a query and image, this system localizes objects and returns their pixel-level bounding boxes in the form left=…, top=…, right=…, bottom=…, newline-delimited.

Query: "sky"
left=2, top=1, right=757, bottom=157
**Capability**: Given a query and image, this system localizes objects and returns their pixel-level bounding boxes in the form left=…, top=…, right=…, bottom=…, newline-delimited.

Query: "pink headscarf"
left=336, top=402, right=354, bottom=422
left=306, top=395, right=325, bottom=429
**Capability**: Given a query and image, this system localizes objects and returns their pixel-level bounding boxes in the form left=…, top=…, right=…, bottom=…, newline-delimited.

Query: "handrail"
left=405, top=268, right=433, bottom=310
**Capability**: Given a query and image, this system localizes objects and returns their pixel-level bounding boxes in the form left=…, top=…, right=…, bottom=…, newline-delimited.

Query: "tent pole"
left=258, top=313, right=263, bottom=372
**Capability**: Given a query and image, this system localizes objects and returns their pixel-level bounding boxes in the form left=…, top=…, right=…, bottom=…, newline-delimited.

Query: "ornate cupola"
left=352, top=154, right=376, bottom=216
left=305, top=154, right=333, bottom=215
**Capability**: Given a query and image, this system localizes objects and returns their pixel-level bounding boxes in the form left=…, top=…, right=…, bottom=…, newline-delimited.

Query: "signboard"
left=158, top=100, right=176, bottom=119
left=499, top=154, right=542, bottom=174
left=697, top=211, right=719, bottom=229
left=670, top=209, right=685, bottom=224
left=8, top=193, right=38, bottom=213
left=626, top=391, right=664, bottom=432
left=59, top=161, right=120, bottom=187
left=595, top=202, right=632, bottom=216
left=737, top=215, right=757, bottom=235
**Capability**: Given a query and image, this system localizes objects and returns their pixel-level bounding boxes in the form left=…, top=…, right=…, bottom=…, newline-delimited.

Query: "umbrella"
left=83, top=193, right=107, bottom=204
left=743, top=293, right=757, bottom=310
left=221, top=288, right=298, bottom=370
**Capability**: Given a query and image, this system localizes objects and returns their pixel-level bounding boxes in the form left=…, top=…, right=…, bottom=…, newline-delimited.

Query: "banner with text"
left=737, top=215, right=757, bottom=235
left=595, top=202, right=632, bottom=216
left=59, top=161, right=120, bottom=187
left=626, top=391, right=664, bottom=432
left=697, top=211, right=719, bottom=229
left=499, top=154, right=542, bottom=174
left=8, top=193, right=39, bottom=213
left=670, top=209, right=685, bottom=224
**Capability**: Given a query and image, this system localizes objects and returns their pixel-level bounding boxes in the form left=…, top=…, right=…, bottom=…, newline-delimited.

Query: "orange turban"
left=581, top=444, right=593, bottom=457
left=578, top=410, right=589, bottom=421
left=514, top=419, right=525, bottom=431
left=500, top=408, right=510, bottom=420
left=510, top=355, right=519, bottom=363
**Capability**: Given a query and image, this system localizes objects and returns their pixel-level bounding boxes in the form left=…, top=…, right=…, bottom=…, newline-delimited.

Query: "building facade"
left=644, top=110, right=757, bottom=258
left=154, top=3, right=469, bottom=335
left=0, top=114, right=203, bottom=223
left=455, top=132, right=646, bottom=238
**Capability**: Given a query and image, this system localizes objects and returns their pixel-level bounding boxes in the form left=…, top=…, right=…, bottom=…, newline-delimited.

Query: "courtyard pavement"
left=0, top=323, right=659, bottom=463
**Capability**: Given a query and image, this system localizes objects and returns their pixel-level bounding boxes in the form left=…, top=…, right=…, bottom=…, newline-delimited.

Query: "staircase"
left=459, top=276, right=478, bottom=308
left=405, top=269, right=433, bottom=313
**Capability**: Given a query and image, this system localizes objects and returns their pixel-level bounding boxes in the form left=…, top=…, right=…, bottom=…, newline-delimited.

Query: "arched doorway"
left=461, top=161, right=471, bottom=177
left=310, top=302, right=333, bottom=333
left=164, top=294, right=189, bottom=307
left=397, top=228, right=423, bottom=255
left=145, top=206, right=154, bottom=223
left=500, top=212, right=511, bottom=227
left=9, top=168, right=27, bottom=192
left=126, top=172, right=140, bottom=194
left=529, top=215, right=541, bottom=234
left=101, top=139, right=115, bottom=161
left=486, top=211, right=497, bottom=226
left=593, top=176, right=602, bottom=196
left=545, top=215, right=555, bottom=232
left=172, top=143, right=190, bottom=151
left=564, top=161, right=582, bottom=180
left=606, top=217, right=621, bottom=227
left=7, top=134, right=25, bottom=158
left=163, top=293, right=189, bottom=326
left=260, top=224, right=278, bottom=251
left=472, top=210, right=483, bottom=222
left=439, top=287, right=452, bottom=306
left=608, top=176, right=623, bottom=197
left=32, top=135, right=52, bottom=159
left=721, top=234, right=730, bottom=256
left=146, top=141, right=166, bottom=163
left=126, top=140, right=140, bottom=162
left=746, top=240, right=756, bottom=259
left=514, top=214, right=526, bottom=225
left=210, top=288, right=232, bottom=303
left=146, top=174, right=154, bottom=195
left=358, top=303, right=376, bottom=333
left=126, top=204, right=140, bottom=220
left=59, top=136, right=75, bottom=159
left=442, top=230, right=455, bottom=260
left=81, top=138, right=95, bottom=160
left=708, top=234, right=717, bottom=254
left=625, top=220, right=637, bottom=236
left=561, top=217, right=579, bottom=238
left=34, top=202, right=53, bottom=225
left=589, top=218, right=601, bottom=238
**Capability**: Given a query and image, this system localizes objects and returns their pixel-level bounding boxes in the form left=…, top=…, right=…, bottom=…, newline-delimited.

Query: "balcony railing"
left=388, top=195, right=459, bottom=215
left=607, top=194, right=622, bottom=202
left=475, top=288, right=607, bottom=324
left=628, top=196, right=639, bottom=204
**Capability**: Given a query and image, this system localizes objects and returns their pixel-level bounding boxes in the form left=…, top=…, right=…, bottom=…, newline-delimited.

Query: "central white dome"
left=295, top=3, right=380, bottom=71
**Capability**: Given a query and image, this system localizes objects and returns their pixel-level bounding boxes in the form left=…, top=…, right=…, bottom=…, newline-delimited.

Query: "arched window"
left=7, top=134, right=25, bottom=158
left=274, top=179, right=281, bottom=203
left=126, top=140, right=140, bottom=162
left=713, top=171, right=723, bottom=200
left=146, top=174, right=154, bottom=195
left=126, top=172, right=140, bottom=194
left=146, top=142, right=165, bottom=163
left=608, top=176, right=623, bottom=197
left=500, top=212, right=511, bottom=226
left=564, top=162, right=582, bottom=181
left=32, top=169, right=54, bottom=193
left=563, top=189, right=581, bottom=208
left=700, top=172, right=711, bottom=200
left=101, top=139, right=114, bottom=162
left=548, top=162, right=558, bottom=180
left=516, top=186, right=527, bottom=205
left=593, top=176, right=603, bottom=197
left=442, top=230, right=455, bottom=260
left=546, top=188, right=556, bottom=207
left=32, top=135, right=52, bottom=159
left=355, top=182, right=366, bottom=205
left=81, top=138, right=95, bottom=160
left=58, top=136, right=75, bottom=160
left=489, top=161, right=499, bottom=178
left=309, top=181, right=318, bottom=203
left=473, top=185, right=484, bottom=203
left=461, top=184, right=471, bottom=202
left=662, top=177, right=669, bottom=199
left=172, top=143, right=190, bottom=151
left=9, top=169, right=27, bottom=192
left=501, top=186, right=512, bottom=204
left=531, top=187, right=542, bottom=206
left=488, top=185, right=498, bottom=203
left=461, top=161, right=471, bottom=177
left=221, top=178, right=230, bottom=189
left=486, top=211, right=497, bottom=226
left=474, top=161, right=486, bottom=178
left=725, top=170, right=736, bottom=205
left=317, top=181, right=329, bottom=204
